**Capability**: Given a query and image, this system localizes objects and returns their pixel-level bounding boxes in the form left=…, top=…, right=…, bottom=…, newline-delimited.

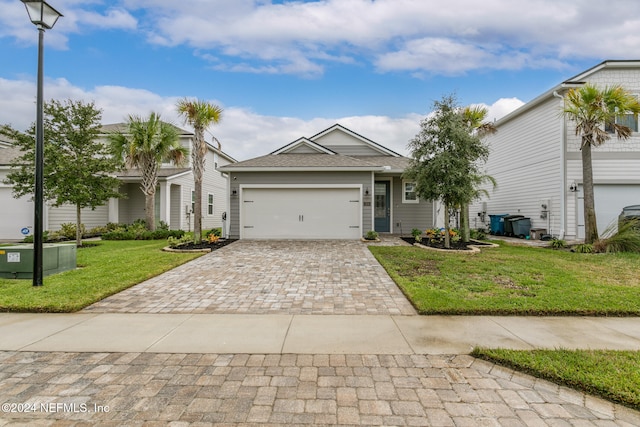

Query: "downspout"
left=553, top=90, right=567, bottom=239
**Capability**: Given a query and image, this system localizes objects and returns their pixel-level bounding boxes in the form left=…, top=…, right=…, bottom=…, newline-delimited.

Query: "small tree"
left=563, top=84, right=640, bottom=243
left=109, top=113, right=188, bottom=231
left=2, top=99, right=122, bottom=246
left=404, top=94, right=489, bottom=248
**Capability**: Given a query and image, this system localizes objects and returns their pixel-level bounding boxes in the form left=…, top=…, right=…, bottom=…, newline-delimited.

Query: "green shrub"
left=573, top=243, right=594, bottom=253
left=411, top=228, right=422, bottom=242
left=101, top=230, right=136, bottom=240
left=594, top=219, right=640, bottom=253
left=470, top=228, right=487, bottom=240
left=365, top=230, right=379, bottom=240
left=58, top=222, right=86, bottom=240
left=168, top=233, right=194, bottom=248
left=206, top=228, right=222, bottom=238
left=550, top=238, right=566, bottom=249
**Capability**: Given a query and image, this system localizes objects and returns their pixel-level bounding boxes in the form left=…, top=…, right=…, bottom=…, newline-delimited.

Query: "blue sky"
left=2, top=0, right=639, bottom=160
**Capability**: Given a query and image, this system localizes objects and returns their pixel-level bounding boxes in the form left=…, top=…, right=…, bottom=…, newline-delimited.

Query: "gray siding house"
left=219, top=124, right=433, bottom=239
left=0, top=124, right=235, bottom=240
left=470, top=60, right=640, bottom=240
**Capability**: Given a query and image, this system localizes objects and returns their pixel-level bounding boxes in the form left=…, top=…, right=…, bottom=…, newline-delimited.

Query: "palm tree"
left=460, top=105, right=496, bottom=242
left=109, top=112, right=188, bottom=231
left=176, top=98, right=223, bottom=243
left=563, top=84, right=640, bottom=243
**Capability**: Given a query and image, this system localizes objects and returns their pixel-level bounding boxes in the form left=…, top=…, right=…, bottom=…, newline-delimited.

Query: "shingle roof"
left=219, top=153, right=411, bottom=171
left=219, top=153, right=380, bottom=169
left=100, top=123, right=193, bottom=136
left=117, top=168, right=192, bottom=179
left=0, top=146, right=23, bottom=165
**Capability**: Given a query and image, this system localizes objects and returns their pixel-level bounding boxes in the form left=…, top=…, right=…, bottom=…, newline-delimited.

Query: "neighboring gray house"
left=0, top=123, right=236, bottom=240
left=219, top=124, right=433, bottom=239
left=470, top=60, right=640, bottom=240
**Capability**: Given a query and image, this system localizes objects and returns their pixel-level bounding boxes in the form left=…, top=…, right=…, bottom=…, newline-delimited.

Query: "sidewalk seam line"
left=390, top=315, right=416, bottom=355
left=143, top=313, right=195, bottom=352
left=16, top=313, right=100, bottom=351
left=280, top=314, right=295, bottom=353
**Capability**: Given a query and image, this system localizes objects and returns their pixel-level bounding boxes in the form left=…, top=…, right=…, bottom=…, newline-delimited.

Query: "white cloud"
left=107, top=0, right=640, bottom=76
left=5, top=1, right=640, bottom=76
left=0, top=77, right=522, bottom=160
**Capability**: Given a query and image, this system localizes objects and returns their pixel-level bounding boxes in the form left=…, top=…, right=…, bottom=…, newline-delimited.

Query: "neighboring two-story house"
left=470, top=60, right=640, bottom=241
left=0, top=123, right=235, bottom=240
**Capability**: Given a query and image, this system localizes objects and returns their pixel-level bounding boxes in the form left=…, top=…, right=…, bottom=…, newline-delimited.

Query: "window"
left=606, top=96, right=639, bottom=133
left=208, top=193, right=214, bottom=215
left=402, top=180, right=418, bottom=203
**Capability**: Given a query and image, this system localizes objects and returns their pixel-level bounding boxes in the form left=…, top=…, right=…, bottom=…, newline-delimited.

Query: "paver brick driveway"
left=84, top=240, right=416, bottom=315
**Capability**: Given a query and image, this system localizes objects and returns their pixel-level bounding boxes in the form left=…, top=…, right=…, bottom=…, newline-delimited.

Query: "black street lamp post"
left=21, top=0, right=62, bottom=286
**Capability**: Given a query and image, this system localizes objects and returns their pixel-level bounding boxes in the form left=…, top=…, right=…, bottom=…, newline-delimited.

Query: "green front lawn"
left=369, top=241, right=640, bottom=315
left=0, top=240, right=204, bottom=312
left=473, top=348, right=640, bottom=411
left=370, top=241, right=640, bottom=411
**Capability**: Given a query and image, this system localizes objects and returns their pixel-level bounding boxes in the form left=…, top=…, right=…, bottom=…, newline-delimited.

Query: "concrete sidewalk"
left=1, top=313, right=639, bottom=354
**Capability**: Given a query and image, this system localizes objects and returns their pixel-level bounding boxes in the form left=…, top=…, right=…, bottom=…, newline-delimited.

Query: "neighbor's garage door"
left=578, top=184, right=640, bottom=238
left=0, top=188, right=33, bottom=240
left=241, top=187, right=361, bottom=239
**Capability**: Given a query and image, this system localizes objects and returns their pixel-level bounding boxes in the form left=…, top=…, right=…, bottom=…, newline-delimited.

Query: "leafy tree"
left=176, top=98, right=223, bottom=243
left=404, top=94, right=489, bottom=248
left=109, top=112, right=188, bottom=231
left=2, top=99, right=122, bottom=246
left=562, top=84, right=640, bottom=243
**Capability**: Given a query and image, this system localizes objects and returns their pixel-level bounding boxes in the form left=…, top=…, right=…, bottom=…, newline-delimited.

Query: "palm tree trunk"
left=461, top=203, right=470, bottom=243
left=76, top=204, right=82, bottom=247
left=444, top=202, right=451, bottom=248
left=581, top=138, right=599, bottom=244
left=145, top=193, right=156, bottom=232
left=192, top=134, right=206, bottom=243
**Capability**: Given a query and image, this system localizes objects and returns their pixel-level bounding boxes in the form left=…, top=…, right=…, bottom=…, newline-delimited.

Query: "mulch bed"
left=170, top=239, right=237, bottom=252
left=401, top=237, right=493, bottom=251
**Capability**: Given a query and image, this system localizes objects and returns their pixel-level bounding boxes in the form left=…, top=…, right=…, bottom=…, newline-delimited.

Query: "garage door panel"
left=0, top=188, right=33, bottom=240
left=577, top=184, right=640, bottom=238
left=242, top=188, right=361, bottom=239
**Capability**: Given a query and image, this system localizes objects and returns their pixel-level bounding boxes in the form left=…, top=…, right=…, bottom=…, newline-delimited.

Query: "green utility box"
left=0, top=244, right=77, bottom=279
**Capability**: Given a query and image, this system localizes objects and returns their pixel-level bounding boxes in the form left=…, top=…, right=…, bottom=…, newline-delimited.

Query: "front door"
left=374, top=181, right=390, bottom=232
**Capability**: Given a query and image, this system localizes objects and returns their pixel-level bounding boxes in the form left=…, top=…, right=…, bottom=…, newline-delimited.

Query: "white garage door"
left=241, top=187, right=361, bottom=239
left=0, top=188, right=33, bottom=240
left=578, top=184, right=640, bottom=238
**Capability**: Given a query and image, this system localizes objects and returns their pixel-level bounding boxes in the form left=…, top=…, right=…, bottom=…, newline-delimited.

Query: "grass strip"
left=472, top=348, right=640, bottom=411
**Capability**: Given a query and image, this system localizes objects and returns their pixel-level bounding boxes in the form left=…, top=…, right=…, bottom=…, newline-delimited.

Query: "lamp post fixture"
left=21, top=0, right=62, bottom=286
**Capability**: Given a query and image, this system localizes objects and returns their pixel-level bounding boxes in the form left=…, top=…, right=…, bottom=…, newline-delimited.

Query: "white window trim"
left=207, top=193, right=214, bottom=216
left=402, top=180, right=419, bottom=204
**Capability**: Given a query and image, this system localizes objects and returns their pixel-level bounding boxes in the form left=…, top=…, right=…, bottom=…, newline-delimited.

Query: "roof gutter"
left=219, top=166, right=386, bottom=173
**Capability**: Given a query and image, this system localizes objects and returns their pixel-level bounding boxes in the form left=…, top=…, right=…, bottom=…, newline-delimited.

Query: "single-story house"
left=218, top=124, right=433, bottom=239
left=0, top=123, right=236, bottom=240
left=470, top=60, right=640, bottom=240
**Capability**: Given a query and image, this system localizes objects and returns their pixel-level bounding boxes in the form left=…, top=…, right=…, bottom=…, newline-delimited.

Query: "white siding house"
left=0, top=124, right=236, bottom=240
left=471, top=60, right=640, bottom=240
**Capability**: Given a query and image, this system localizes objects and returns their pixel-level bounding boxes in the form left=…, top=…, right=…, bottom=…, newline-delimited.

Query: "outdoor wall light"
left=21, top=0, right=62, bottom=286
left=569, top=181, right=578, bottom=192
left=365, top=187, right=369, bottom=196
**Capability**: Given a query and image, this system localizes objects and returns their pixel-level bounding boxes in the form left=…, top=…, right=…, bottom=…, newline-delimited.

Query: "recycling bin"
left=489, top=214, right=509, bottom=235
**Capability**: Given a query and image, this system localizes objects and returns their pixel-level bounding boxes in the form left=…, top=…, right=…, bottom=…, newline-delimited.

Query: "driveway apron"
left=83, top=240, right=416, bottom=315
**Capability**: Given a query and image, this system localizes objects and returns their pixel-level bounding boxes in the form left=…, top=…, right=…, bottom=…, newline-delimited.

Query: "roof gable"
left=271, top=138, right=336, bottom=155
left=310, top=124, right=401, bottom=157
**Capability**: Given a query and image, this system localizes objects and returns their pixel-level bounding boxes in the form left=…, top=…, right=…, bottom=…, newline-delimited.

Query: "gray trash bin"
left=503, top=215, right=524, bottom=236
left=511, top=217, right=532, bottom=238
